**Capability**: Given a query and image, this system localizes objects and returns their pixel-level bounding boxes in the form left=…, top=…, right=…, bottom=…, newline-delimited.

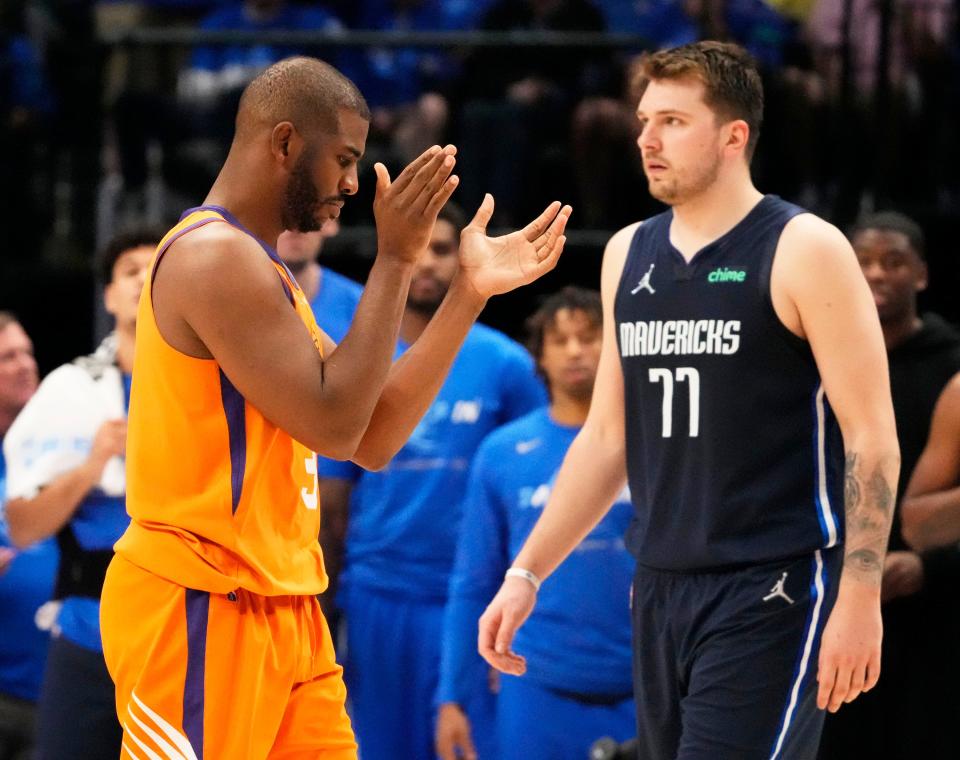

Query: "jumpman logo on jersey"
left=631, top=264, right=656, bottom=295
left=762, top=572, right=794, bottom=604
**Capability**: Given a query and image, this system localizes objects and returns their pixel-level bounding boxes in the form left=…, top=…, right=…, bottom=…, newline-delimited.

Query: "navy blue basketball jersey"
left=614, top=195, right=845, bottom=571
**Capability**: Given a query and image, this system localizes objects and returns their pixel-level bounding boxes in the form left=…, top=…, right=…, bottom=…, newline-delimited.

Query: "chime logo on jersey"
left=707, top=267, right=747, bottom=283
left=619, top=319, right=741, bottom=357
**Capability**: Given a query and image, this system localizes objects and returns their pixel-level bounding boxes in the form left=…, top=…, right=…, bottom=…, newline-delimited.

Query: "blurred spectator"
left=598, top=0, right=799, bottom=67
left=0, top=5, right=55, bottom=255
left=277, top=220, right=361, bottom=345
left=114, top=0, right=344, bottom=203
left=278, top=220, right=362, bottom=631
left=345, top=0, right=491, bottom=166
left=320, top=204, right=546, bottom=760
left=455, top=0, right=612, bottom=226
left=902, top=372, right=960, bottom=551
left=805, top=0, right=956, bottom=213
left=0, top=313, right=53, bottom=760
left=571, top=55, right=653, bottom=229
left=436, top=287, right=634, bottom=760
left=818, top=211, right=960, bottom=760
left=2, top=229, right=156, bottom=760
left=177, top=0, right=344, bottom=107
left=806, top=0, right=953, bottom=95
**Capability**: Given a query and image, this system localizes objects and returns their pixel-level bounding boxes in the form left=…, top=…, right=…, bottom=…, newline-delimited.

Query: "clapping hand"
left=457, top=194, right=572, bottom=300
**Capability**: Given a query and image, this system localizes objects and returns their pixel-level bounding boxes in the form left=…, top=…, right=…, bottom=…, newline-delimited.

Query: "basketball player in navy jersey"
left=479, top=42, right=899, bottom=759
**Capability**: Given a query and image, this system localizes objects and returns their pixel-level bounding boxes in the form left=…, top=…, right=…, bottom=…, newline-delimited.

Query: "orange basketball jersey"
left=115, top=206, right=329, bottom=596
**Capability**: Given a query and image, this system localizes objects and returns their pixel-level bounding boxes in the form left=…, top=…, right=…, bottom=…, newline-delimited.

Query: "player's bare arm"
left=901, top=372, right=960, bottom=551
left=350, top=194, right=571, bottom=470
left=6, top=419, right=126, bottom=548
left=154, top=146, right=457, bottom=460
left=477, top=222, right=637, bottom=676
left=772, top=214, right=900, bottom=713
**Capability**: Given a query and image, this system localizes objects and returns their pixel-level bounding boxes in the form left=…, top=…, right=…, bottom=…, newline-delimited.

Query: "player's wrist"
left=505, top=566, right=541, bottom=593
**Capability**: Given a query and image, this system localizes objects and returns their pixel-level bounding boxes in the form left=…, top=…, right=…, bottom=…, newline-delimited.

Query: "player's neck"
left=400, top=307, right=432, bottom=345
left=0, top=408, right=17, bottom=439
left=300, top=263, right=321, bottom=303
left=881, top=313, right=922, bottom=350
left=670, top=172, right=763, bottom=260
left=205, top=162, right=283, bottom=247
left=549, top=392, right=590, bottom=427
left=115, top=325, right=136, bottom=374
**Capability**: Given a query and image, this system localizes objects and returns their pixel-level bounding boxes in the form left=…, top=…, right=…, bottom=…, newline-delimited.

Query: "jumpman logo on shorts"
left=631, top=264, right=656, bottom=295
left=762, top=572, right=794, bottom=604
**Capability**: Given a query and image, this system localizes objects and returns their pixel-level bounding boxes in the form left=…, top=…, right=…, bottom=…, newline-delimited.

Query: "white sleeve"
left=2, top=366, right=104, bottom=500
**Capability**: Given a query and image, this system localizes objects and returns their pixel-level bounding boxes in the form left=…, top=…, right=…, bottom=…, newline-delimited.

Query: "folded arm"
left=901, top=373, right=960, bottom=552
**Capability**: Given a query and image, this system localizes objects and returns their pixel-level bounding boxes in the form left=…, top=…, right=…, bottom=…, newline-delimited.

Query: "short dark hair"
left=525, top=287, right=603, bottom=372
left=850, top=211, right=926, bottom=261
left=237, top=57, right=371, bottom=141
left=0, top=311, right=21, bottom=332
left=634, top=41, right=764, bottom=161
left=437, top=202, right=467, bottom=235
left=98, top=227, right=164, bottom=284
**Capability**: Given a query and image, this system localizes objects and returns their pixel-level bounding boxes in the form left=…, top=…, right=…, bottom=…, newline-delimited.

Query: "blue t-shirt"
left=310, top=267, right=363, bottom=345
left=344, top=0, right=490, bottom=108
left=189, top=4, right=343, bottom=75
left=320, top=324, right=546, bottom=600
left=439, top=408, right=635, bottom=702
left=0, top=440, right=58, bottom=701
left=56, top=372, right=133, bottom=653
left=596, top=0, right=795, bottom=67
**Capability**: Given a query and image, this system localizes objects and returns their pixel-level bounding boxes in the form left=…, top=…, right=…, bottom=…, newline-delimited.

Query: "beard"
left=281, top=151, right=322, bottom=233
left=406, top=275, right=449, bottom=315
left=406, top=291, right=445, bottom=316
left=648, top=152, right=722, bottom=206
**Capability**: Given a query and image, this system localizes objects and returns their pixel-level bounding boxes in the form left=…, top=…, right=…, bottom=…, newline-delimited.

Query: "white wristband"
left=505, top=567, right=542, bottom=593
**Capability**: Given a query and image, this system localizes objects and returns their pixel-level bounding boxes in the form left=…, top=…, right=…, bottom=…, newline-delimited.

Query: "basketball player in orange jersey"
left=99, top=56, right=571, bottom=760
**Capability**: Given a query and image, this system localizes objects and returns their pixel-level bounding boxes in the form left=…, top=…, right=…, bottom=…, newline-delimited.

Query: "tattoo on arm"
left=842, top=450, right=896, bottom=586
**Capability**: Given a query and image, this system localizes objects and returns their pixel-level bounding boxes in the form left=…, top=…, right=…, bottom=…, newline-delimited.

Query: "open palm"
left=458, top=194, right=572, bottom=299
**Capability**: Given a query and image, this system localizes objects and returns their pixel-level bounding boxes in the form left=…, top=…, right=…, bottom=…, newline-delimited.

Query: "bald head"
left=236, top=57, right=370, bottom=141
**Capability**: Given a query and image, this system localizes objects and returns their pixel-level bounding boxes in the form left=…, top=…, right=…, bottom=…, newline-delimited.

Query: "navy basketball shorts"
left=631, top=547, right=842, bottom=760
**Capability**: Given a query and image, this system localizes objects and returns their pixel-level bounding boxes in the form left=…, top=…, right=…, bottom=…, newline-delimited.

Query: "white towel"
left=3, top=334, right=127, bottom=502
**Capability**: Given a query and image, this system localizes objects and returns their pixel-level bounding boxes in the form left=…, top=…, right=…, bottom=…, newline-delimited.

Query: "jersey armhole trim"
left=148, top=217, right=226, bottom=364
left=758, top=212, right=815, bottom=359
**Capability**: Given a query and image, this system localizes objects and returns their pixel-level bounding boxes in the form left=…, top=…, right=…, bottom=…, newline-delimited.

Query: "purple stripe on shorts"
left=183, top=589, right=209, bottom=758
left=218, top=369, right=246, bottom=514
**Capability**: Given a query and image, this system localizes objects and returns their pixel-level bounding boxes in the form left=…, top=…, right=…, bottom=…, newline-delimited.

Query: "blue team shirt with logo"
left=319, top=324, right=546, bottom=600
left=0, top=440, right=58, bottom=701
left=439, top=408, right=634, bottom=701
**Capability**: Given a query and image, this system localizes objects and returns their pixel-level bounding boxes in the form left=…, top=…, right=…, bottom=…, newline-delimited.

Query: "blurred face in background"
left=104, top=245, right=153, bottom=331
left=0, top=321, right=39, bottom=420
left=278, top=219, right=341, bottom=279
left=408, top=219, right=459, bottom=315
left=539, top=308, right=602, bottom=401
left=853, top=228, right=927, bottom=324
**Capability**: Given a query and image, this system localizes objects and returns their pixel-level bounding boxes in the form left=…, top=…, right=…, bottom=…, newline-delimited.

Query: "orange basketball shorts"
left=100, top=555, right=356, bottom=759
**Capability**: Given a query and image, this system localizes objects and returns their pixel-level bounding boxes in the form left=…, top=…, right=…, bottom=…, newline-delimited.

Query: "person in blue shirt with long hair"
left=436, top=286, right=635, bottom=760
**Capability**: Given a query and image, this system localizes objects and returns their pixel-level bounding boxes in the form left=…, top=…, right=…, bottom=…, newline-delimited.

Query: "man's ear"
left=271, top=121, right=300, bottom=165
left=725, top=119, right=750, bottom=156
